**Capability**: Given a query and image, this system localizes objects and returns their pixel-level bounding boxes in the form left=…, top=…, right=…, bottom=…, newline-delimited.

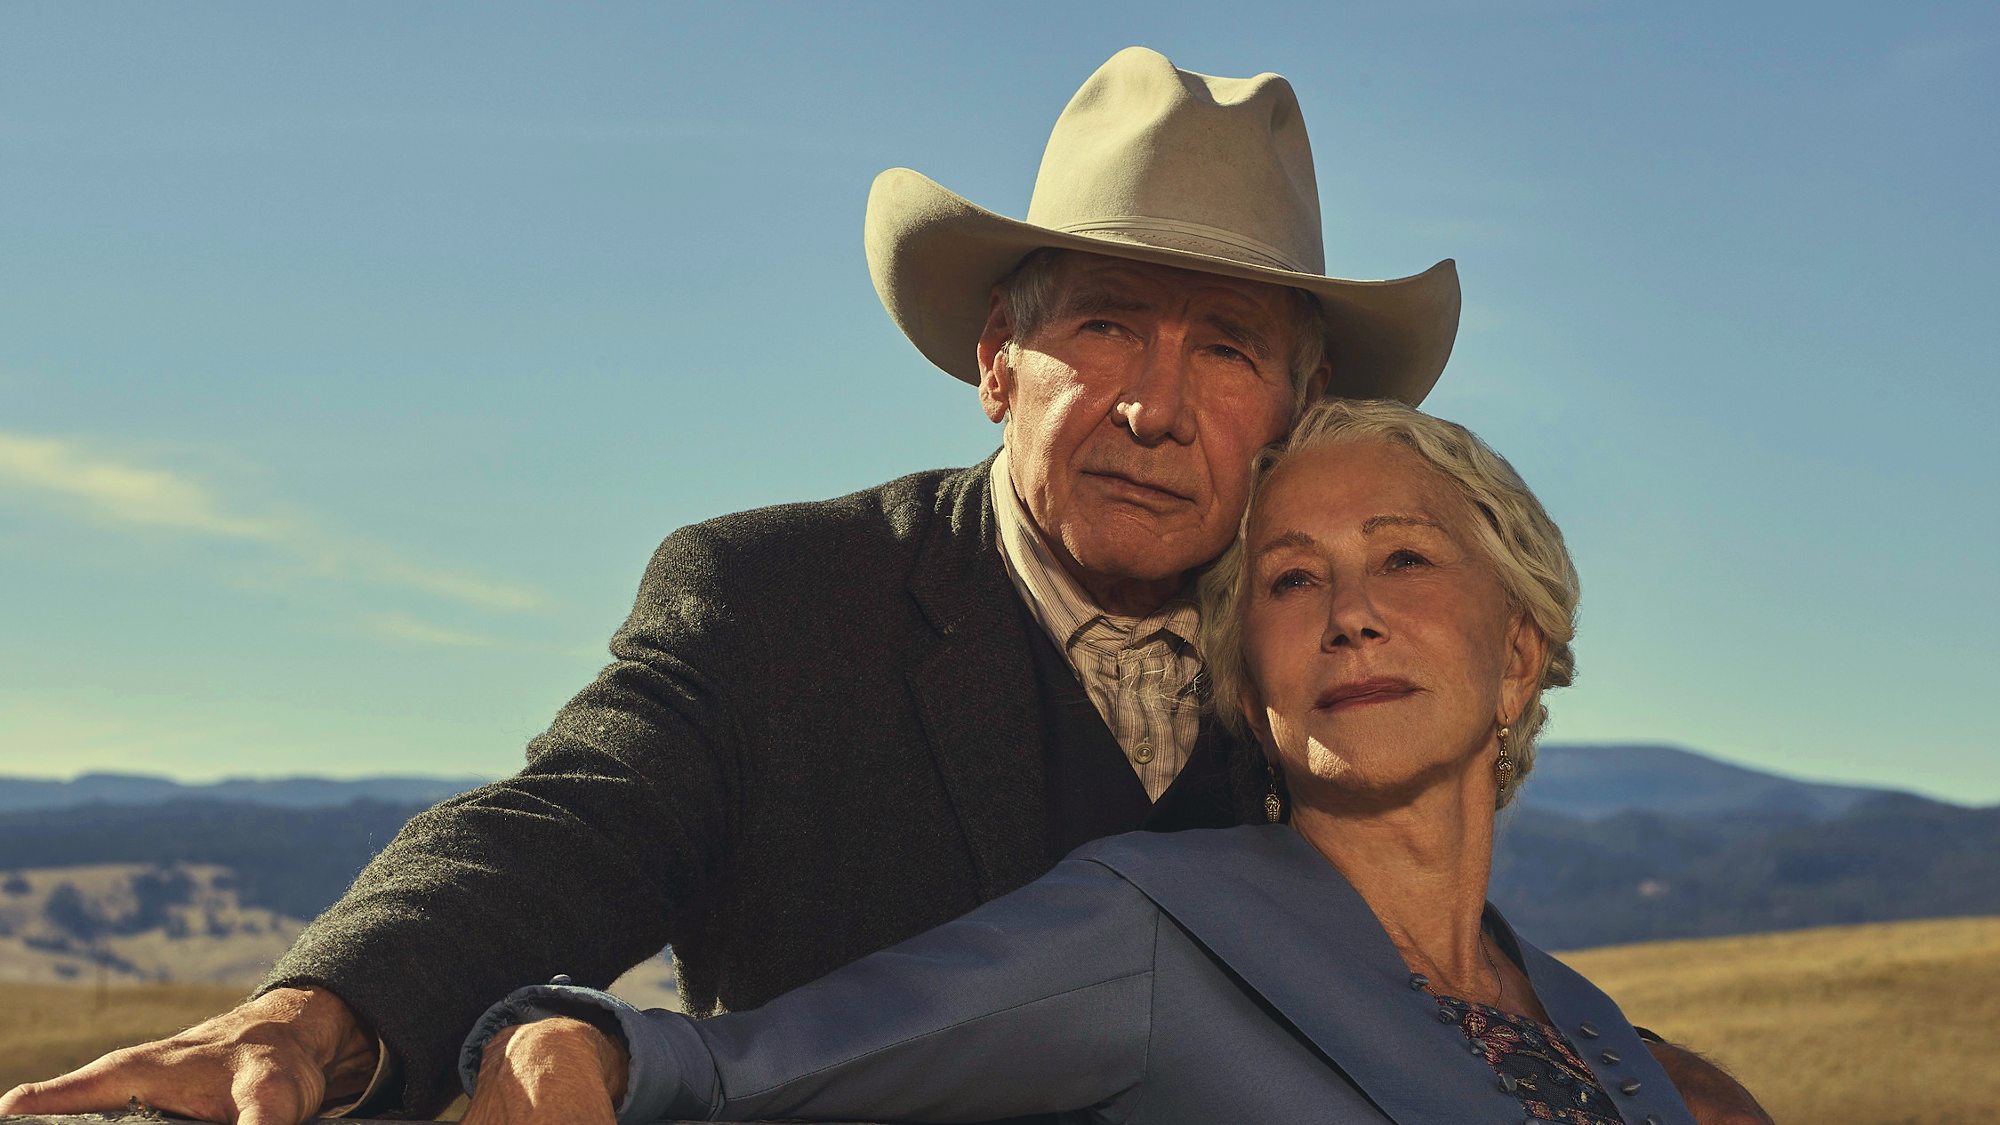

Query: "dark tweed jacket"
left=262, top=455, right=1256, bottom=1116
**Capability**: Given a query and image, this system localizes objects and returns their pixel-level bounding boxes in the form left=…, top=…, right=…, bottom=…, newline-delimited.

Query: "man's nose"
left=1114, top=340, right=1195, bottom=444
left=1322, top=579, right=1389, bottom=649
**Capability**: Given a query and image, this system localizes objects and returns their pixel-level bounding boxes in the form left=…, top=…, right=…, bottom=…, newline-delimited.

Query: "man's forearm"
left=1644, top=1039, right=1773, bottom=1125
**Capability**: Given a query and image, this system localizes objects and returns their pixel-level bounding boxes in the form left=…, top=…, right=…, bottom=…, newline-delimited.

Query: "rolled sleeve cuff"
left=318, top=1035, right=398, bottom=1117
left=460, top=983, right=717, bottom=1125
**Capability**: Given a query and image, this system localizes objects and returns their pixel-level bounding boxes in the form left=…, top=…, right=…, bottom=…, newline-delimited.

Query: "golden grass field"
left=2, top=916, right=1995, bottom=1122
left=1562, top=915, right=2000, bottom=1124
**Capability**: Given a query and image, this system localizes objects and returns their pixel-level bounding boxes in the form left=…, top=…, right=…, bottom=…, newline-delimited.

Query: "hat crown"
left=1025, top=47, right=1325, bottom=274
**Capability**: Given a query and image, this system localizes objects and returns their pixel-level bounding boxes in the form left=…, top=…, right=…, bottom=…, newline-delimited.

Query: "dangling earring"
left=1494, top=725, right=1515, bottom=794
left=1264, top=759, right=1283, bottom=824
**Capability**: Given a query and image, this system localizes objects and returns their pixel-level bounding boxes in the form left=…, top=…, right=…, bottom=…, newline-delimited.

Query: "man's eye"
left=1210, top=344, right=1250, bottom=364
left=1385, top=549, right=1430, bottom=571
left=1081, top=319, right=1121, bottom=335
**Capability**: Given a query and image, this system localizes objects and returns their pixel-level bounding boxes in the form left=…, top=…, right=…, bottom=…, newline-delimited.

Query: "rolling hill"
left=1518, top=743, right=1903, bottom=820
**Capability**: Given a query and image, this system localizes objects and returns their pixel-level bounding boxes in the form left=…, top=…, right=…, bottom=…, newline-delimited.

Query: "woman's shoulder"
left=1068, top=824, right=1309, bottom=875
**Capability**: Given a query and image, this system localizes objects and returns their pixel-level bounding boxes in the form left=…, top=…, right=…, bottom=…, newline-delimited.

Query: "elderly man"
left=1, top=48, right=1764, bottom=1125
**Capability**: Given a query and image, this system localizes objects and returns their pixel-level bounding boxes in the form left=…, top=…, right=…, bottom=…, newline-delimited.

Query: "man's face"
left=978, top=252, right=1309, bottom=614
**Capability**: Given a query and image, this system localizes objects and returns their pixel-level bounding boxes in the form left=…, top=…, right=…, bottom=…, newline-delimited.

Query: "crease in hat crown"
left=863, top=45, right=1461, bottom=403
left=1025, top=46, right=1326, bottom=276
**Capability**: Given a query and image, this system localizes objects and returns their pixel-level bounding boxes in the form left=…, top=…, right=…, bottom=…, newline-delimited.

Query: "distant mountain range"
left=1516, top=744, right=1905, bottom=821
left=0, top=773, right=487, bottom=813
left=0, top=744, right=1933, bottom=819
left=1493, top=791, right=2000, bottom=948
left=0, top=746, right=1990, bottom=973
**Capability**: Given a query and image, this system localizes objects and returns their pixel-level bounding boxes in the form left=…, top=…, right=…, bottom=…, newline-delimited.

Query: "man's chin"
left=1062, top=530, right=1221, bottom=592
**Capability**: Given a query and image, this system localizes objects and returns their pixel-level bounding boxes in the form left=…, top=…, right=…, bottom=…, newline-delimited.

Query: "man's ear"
left=1498, top=614, right=1549, bottom=727
left=1302, top=360, right=1332, bottom=403
left=976, top=292, right=1014, bottom=424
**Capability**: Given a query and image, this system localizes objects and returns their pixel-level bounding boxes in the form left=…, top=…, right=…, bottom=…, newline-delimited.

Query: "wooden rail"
left=0, top=1118, right=878, bottom=1124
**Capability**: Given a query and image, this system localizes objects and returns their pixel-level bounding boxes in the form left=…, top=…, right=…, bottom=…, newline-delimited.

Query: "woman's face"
left=1240, top=439, right=1543, bottom=807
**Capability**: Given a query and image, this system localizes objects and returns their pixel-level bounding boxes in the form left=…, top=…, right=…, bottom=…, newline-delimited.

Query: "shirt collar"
left=990, top=448, right=1201, bottom=654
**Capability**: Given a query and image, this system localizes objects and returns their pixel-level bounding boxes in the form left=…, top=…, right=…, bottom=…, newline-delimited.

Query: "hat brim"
left=864, top=167, right=1462, bottom=404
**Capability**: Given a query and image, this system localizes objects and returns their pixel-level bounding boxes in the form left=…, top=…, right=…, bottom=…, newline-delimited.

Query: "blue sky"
left=2, top=3, right=1994, bottom=802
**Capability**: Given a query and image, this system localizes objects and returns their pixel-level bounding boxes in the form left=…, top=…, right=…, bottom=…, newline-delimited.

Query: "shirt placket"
left=1119, top=645, right=1161, bottom=768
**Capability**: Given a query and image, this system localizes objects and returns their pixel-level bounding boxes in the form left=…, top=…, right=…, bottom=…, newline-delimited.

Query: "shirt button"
left=549, top=974, right=573, bottom=985
left=1599, top=1050, right=1621, bottom=1065
left=1134, top=739, right=1155, bottom=764
left=1620, top=1079, right=1643, bottom=1096
left=1577, top=1021, right=1600, bottom=1039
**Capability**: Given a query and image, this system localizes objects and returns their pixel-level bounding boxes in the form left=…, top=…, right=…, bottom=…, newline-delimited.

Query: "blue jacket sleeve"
left=463, top=857, right=1160, bottom=1123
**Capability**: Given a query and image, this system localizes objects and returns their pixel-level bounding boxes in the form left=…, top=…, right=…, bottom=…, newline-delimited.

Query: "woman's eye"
left=1269, top=569, right=1314, bottom=593
left=1385, top=549, right=1430, bottom=571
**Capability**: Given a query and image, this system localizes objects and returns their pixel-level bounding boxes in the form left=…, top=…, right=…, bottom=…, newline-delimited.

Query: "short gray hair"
left=994, top=248, right=1327, bottom=414
left=1197, top=398, right=1579, bottom=808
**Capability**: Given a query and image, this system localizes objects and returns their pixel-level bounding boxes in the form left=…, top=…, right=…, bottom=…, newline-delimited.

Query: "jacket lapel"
left=1082, top=827, right=1537, bottom=1124
left=902, top=453, right=1054, bottom=902
left=1496, top=916, right=1698, bottom=1125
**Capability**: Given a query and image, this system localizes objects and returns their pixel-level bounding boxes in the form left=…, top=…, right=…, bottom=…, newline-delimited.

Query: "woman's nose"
left=1322, top=581, right=1389, bottom=648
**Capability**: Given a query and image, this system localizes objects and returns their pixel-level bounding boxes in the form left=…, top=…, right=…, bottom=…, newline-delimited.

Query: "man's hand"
left=460, top=1017, right=629, bottom=1125
left=1646, top=1039, right=1775, bottom=1125
left=0, top=985, right=376, bottom=1125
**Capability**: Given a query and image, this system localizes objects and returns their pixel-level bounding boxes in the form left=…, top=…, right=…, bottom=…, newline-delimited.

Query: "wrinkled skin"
left=460, top=1018, right=626, bottom=1125
left=977, top=252, right=1303, bottom=614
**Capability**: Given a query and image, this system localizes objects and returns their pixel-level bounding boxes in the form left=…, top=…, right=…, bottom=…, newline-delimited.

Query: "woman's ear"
left=1238, top=687, right=1274, bottom=751
left=1498, top=613, right=1549, bottom=726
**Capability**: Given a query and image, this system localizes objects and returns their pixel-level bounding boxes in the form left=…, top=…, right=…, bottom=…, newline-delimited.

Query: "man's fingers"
left=235, top=1103, right=298, bottom=1125
left=0, top=1080, right=51, bottom=1114
left=225, top=1055, right=318, bottom=1125
left=0, top=990, right=351, bottom=1125
left=0, top=1043, right=301, bottom=1125
left=0, top=1050, right=159, bottom=1114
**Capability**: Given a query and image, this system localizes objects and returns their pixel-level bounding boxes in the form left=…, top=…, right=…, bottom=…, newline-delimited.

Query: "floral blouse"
left=1436, top=994, right=1626, bottom=1124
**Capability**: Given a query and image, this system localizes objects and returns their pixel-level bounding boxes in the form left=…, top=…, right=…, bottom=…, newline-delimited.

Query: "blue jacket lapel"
left=1493, top=913, right=1698, bottom=1125
left=1083, top=826, right=1697, bottom=1125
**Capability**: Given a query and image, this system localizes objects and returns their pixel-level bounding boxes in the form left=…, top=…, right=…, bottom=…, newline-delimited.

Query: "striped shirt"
left=990, top=449, right=1205, bottom=801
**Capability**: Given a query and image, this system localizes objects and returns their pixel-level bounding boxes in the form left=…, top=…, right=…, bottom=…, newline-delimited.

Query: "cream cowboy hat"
left=864, top=46, right=1460, bottom=404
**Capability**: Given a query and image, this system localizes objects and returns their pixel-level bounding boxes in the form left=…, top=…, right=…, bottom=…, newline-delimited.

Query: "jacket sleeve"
left=461, top=859, right=1159, bottom=1124
left=260, top=523, right=767, bottom=1115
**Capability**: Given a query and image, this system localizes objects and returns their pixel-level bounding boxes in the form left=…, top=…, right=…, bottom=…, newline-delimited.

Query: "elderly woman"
left=460, top=400, right=1700, bottom=1125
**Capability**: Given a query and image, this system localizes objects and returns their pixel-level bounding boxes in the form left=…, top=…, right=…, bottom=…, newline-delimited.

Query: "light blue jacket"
left=463, top=826, right=1693, bottom=1125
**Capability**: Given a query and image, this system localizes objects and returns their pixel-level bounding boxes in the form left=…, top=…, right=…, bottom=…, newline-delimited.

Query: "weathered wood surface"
left=0, top=1118, right=876, bottom=1124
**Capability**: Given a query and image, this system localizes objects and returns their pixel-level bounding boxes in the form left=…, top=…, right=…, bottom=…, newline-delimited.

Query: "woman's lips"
left=1315, top=679, right=1421, bottom=710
